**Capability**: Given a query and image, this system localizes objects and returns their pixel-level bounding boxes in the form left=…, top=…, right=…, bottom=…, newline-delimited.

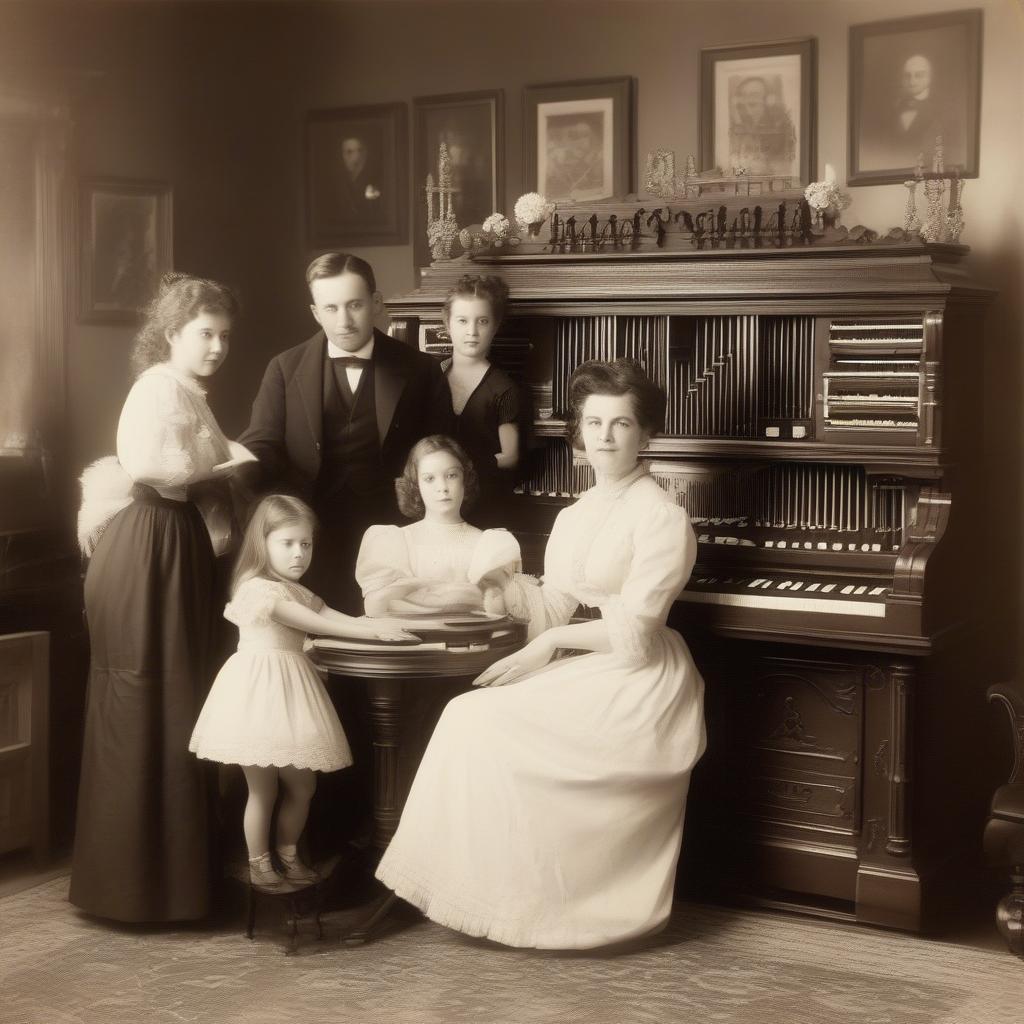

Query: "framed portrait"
left=413, top=90, right=504, bottom=271
left=305, top=102, right=408, bottom=247
left=523, top=77, right=635, bottom=202
left=78, top=178, right=172, bottom=323
left=699, top=38, right=816, bottom=184
left=849, top=11, right=982, bottom=185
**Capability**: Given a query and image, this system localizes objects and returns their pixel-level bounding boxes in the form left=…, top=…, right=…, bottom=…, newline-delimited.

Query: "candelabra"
left=425, top=142, right=460, bottom=260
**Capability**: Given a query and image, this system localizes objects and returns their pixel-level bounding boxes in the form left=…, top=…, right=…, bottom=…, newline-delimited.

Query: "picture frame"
left=523, top=77, right=635, bottom=202
left=413, top=90, right=504, bottom=272
left=78, top=178, right=172, bottom=323
left=849, top=11, right=982, bottom=185
left=305, top=102, right=408, bottom=247
left=699, top=38, right=816, bottom=185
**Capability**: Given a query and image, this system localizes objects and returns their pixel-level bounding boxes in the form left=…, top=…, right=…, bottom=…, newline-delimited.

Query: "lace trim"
left=376, top=856, right=568, bottom=949
left=600, top=594, right=651, bottom=667
left=189, top=738, right=352, bottom=772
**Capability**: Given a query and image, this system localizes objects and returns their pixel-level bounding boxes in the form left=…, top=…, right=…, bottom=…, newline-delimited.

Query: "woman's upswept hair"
left=231, top=494, right=318, bottom=595
left=395, top=435, right=479, bottom=519
left=442, top=274, right=509, bottom=326
left=566, top=358, right=666, bottom=448
left=130, top=272, right=240, bottom=378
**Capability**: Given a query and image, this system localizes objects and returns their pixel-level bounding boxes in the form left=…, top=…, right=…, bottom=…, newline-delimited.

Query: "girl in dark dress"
left=442, top=275, right=524, bottom=526
left=71, top=274, right=244, bottom=922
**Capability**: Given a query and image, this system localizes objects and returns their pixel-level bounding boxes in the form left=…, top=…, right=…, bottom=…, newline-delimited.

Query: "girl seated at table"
left=356, top=436, right=521, bottom=617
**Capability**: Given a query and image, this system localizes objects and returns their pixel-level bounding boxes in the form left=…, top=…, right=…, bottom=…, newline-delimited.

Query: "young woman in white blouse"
left=374, top=359, right=707, bottom=949
left=71, top=273, right=246, bottom=923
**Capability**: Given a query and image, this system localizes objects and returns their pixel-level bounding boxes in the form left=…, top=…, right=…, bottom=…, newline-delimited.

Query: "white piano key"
left=822, top=584, right=837, bottom=593
left=681, top=590, right=886, bottom=617
left=854, top=585, right=867, bottom=595
left=869, top=586, right=886, bottom=596
left=806, top=583, right=820, bottom=592
left=841, top=585, right=855, bottom=595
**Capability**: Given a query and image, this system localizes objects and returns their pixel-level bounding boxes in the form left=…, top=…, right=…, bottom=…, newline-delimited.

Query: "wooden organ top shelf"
left=387, top=242, right=995, bottom=932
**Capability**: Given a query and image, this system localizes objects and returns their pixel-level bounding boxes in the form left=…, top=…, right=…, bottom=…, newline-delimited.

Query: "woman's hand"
left=473, top=635, right=554, bottom=688
left=482, top=585, right=507, bottom=616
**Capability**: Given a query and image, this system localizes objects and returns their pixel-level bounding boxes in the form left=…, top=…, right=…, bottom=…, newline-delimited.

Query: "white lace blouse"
left=116, top=364, right=232, bottom=501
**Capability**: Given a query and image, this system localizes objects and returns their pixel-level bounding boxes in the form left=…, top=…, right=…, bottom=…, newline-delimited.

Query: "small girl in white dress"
left=190, top=494, right=414, bottom=892
left=355, top=436, right=522, bottom=616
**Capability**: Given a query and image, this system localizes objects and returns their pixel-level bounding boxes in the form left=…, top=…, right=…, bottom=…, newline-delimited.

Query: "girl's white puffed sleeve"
left=224, top=578, right=289, bottom=628
left=355, top=525, right=410, bottom=598
left=597, top=500, right=696, bottom=667
left=116, top=373, right=199, bottom=487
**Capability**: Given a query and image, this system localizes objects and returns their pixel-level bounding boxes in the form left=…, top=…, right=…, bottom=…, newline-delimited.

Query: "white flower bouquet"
left=804, top=180, right=849, bottom=214
left=513, top=192, right=555, bottom=230
left=482, top=213, right=510, bottom=238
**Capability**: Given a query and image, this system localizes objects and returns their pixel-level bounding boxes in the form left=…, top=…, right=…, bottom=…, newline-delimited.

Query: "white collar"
left=327, top=336, right=375, bottom=361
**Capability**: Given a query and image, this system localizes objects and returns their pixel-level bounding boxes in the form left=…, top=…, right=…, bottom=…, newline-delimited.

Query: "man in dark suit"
left=239, top=252, right=452, bottom=858
left=240, top=252, right=453, bottom=613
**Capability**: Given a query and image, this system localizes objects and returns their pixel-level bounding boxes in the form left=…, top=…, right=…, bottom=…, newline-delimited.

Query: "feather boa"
left=77, top=456, right=133, bottom=557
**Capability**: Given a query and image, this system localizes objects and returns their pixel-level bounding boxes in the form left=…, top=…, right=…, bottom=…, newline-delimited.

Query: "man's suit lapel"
left=295, top=334, right=325, bottom=447
left=372, top=331, right=408, bottom=448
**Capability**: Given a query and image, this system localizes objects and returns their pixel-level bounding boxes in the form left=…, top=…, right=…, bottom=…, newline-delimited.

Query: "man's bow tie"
left=331, top=355, right=370, bottom=367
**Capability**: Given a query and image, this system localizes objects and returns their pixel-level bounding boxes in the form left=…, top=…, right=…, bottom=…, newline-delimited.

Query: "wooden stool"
left=244, top=879, right=326, bottom=954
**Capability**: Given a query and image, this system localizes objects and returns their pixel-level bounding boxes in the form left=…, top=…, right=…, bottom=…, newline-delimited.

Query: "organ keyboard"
left=386, top=241, right=992, bottom=933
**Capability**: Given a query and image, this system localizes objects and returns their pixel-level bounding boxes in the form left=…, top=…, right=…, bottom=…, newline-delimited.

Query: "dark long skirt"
left=70, top=486, right=216, bottom=922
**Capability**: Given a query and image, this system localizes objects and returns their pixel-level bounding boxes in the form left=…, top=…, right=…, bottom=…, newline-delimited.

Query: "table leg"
left=367, top=677, right=405, bottom=855
left=336, top=677, right=405, bottom=946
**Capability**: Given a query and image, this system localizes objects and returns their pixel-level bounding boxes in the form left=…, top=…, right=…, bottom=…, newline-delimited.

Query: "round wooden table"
left=312, top=626, right=526, bottom=855
left=312, top=626, right=526, bottom=945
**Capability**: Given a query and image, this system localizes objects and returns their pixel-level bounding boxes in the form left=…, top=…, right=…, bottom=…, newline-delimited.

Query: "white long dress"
left=375, top=465, right=706, bottom=949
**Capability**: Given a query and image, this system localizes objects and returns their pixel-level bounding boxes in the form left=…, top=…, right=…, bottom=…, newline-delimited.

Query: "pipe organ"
left=386, top=243, right=992, bottom=931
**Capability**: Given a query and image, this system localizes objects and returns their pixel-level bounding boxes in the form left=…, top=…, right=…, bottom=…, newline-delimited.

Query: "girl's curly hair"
left=130, top=272, right=240, bottom=378
left=395, top=435, right=479, bottom=519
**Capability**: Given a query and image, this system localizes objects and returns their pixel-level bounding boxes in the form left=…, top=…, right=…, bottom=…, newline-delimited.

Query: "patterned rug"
left=3, top=876, right=1022, bottom=1024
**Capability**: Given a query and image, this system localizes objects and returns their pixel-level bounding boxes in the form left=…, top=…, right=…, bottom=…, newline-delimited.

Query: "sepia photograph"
left=2, top=2, right=1024, bottom=1023
left=849, top=10, right=982, bottom=184
left=306, top=102, right=408, bottom=245
left=701, top=38, right=816, bottom=183
left=524, top=77, right=635, bottom=200
left=413, top=89, right=503, bottom=270
left=78, top=178, right=172, bottom=322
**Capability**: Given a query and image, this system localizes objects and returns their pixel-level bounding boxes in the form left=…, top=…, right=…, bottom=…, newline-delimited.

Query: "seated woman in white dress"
left=355, top=435, right=522, bottom=616
left=373, top=359, right=707, bottom=950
